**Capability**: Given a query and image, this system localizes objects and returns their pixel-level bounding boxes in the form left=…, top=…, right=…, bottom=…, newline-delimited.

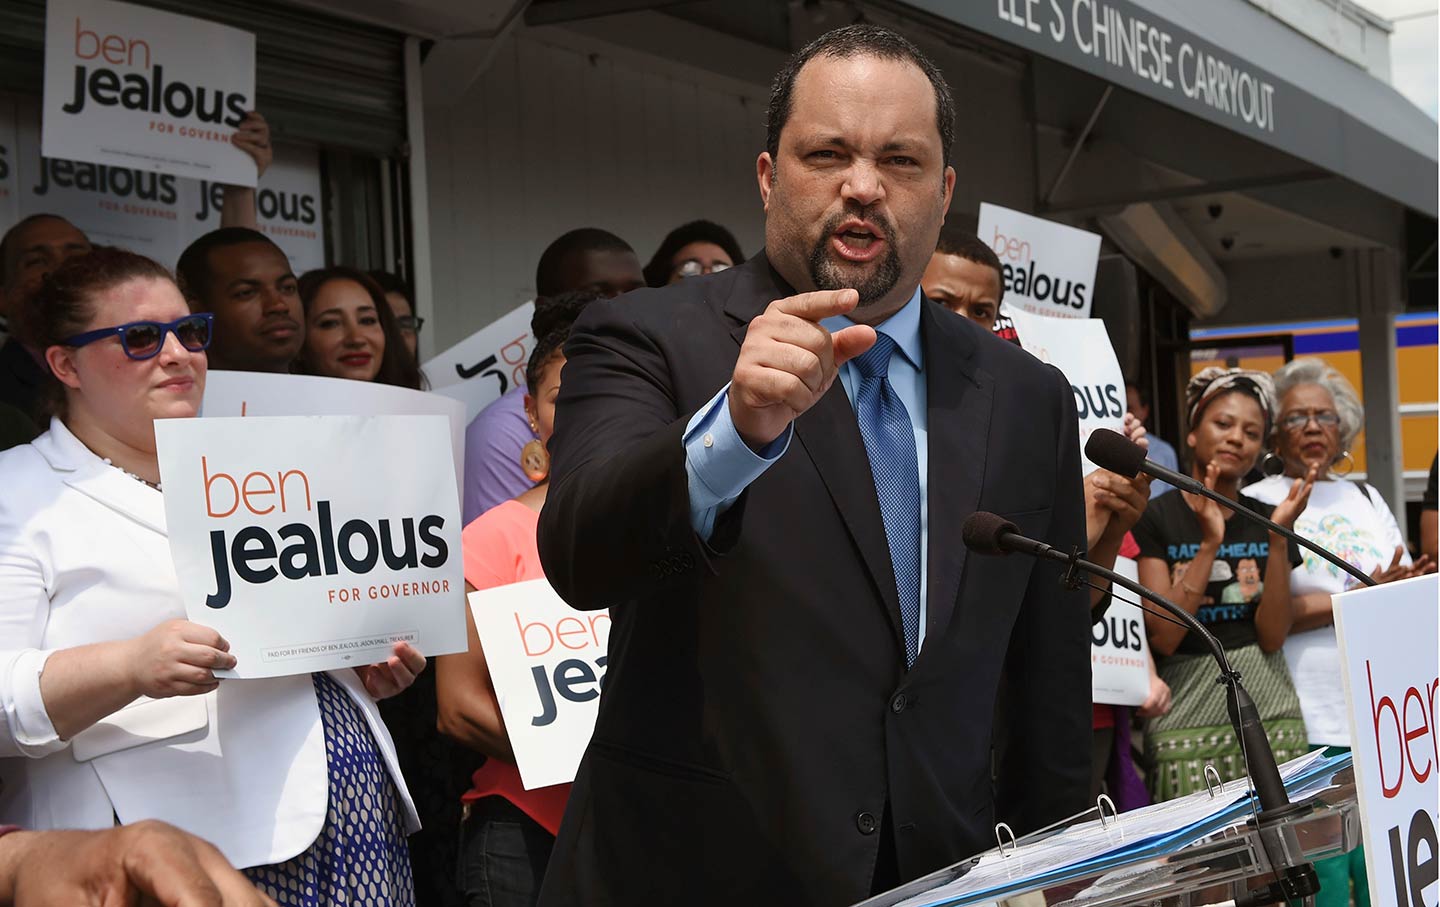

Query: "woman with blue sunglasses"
left=0, top=247, right=425, bottom=906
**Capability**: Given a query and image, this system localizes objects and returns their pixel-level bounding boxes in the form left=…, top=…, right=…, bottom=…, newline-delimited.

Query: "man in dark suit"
left=536, top=24, right=1090, bottom=906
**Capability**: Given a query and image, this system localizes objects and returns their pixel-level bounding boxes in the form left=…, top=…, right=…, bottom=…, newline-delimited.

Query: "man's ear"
left=757, top=152, right=775, bottom=211
left=45, top=345, right=83, bottom=391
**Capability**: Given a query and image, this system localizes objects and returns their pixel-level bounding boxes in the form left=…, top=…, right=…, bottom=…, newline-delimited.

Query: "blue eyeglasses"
left=62, top=313, right=214, bottom=361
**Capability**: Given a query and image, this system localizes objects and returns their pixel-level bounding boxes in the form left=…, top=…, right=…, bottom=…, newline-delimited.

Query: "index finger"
left=773, top=288, right=859, bottom=322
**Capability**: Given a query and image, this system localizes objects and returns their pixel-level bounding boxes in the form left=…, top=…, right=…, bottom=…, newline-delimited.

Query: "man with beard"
left=176, top=227, right=303, bottom=372
left=536, top=24, right=1089, bottom=906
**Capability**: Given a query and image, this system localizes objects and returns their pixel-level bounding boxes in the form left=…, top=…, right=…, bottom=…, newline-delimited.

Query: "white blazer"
left=0, top=419, right=418, bottom=868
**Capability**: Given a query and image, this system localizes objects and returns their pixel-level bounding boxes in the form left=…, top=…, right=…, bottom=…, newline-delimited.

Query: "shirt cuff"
left=683, top=383, right=791, bottom=537
left=2, top=649, right=64, bottom=757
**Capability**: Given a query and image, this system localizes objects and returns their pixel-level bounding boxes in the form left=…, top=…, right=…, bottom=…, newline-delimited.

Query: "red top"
left=459, top=500, right=571, bottom=836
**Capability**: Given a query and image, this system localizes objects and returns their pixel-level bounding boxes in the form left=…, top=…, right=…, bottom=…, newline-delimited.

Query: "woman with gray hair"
left=1246, top=357, right=1433, bottom=907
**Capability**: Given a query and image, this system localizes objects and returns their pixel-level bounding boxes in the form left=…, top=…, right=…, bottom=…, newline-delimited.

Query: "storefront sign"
left=200, top=370, right=467, bottom=504
left=469, top=579, right=610, bottom=790
left=979, top=203, right=1100, bottom=319
left=1007, top=307, right=1124, bottom=475
left=424, top=301, right=536, bottom=422
left=154, top=414, right=467, bottom=679
left=990, top=0, right=1275, bottom=133
left=1091, top=556, right=1151, bottom=706
left=42, top=0, right=257, bottom=186
left=1334, top=575, right=1439, bottom=907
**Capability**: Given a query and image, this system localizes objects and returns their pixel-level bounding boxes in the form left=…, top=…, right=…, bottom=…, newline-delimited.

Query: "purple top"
left=462, top=386, right=538, bottom=523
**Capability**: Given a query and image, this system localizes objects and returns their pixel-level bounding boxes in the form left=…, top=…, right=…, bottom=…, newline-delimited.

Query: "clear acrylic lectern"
left=858, top=750, right=1359, bottom=907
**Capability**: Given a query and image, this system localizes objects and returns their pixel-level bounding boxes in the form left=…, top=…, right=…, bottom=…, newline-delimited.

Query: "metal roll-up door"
left=0, top=0, right=406, bottom=156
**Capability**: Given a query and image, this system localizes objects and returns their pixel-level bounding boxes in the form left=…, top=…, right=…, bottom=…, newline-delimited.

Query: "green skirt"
left=1144, top=644, right=1309, bottom=802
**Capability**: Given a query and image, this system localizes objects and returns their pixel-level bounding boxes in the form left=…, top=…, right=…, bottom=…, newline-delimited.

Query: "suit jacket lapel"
left=722, top=253, right=907, bottom=652
left=33, top=420, right=168, bottom=535
left=917, top=302, right=993, bottom=659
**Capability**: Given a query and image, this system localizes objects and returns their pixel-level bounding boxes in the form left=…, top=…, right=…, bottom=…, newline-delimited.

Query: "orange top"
left=459, top=499, right=571, bottom=836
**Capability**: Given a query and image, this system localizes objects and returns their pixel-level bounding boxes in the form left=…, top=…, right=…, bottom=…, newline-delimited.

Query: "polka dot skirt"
left=244, top=673, right=416, bottom=906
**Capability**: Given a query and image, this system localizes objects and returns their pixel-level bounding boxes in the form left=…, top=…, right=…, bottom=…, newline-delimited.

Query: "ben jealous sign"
left=43, top=0, right=258, bottom=186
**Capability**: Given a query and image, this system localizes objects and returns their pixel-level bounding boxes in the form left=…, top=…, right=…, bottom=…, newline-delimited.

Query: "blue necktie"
left=852, top=333, right=922, bottom=667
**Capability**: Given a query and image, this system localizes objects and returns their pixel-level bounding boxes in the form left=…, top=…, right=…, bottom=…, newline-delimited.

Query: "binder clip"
left=1096, top=793, right=1119, bottom=830
left=994, top=821, right=1018, bottom=859
left=1203, top=763, right=1223, bottom=798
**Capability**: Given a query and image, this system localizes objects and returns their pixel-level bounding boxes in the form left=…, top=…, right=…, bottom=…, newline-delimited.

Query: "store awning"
left=902, top=0, right=1438, bottom=218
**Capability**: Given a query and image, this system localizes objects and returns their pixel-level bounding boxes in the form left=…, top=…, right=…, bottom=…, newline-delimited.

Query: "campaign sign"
left=1007, top=308, right=1126, bottom=477
left=469, top=580, right=611, bottom=790
left=6, top=100, right=326, bottom=270
left=0, top=98, right=18, bottom=231
left=17, top=96, right=187, bottom=261
left=1334, top=574, right=1439, bottom=907
left=424, top=301, right=535, bottom=422
left=978, top=203, right=1100, bottom=319
left=1091, top=556, right=1152, bottom=706
left=155, top=415, right=466, bottom=679
left=200, top=371, right=467, bottom=505
left=43, top=0, right=257, bottom=186
left=187, top=143, right=325, bottom=272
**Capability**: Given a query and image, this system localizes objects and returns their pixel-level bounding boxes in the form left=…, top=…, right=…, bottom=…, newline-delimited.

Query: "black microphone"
left=962, top=512, right=1320, bottom=906
left=1085, top=428, right=1375, bottom=588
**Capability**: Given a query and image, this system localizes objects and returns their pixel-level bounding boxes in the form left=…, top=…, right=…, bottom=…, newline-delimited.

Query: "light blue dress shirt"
left=682, top=286, right=931, bottom=648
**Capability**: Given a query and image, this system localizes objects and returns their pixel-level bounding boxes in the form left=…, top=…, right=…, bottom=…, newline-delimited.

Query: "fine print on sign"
left=1334, top=575, right=1439, bottom=907
left=155, top=415, right=467, bottom=679
left=43, top=0, right=258, bottom=186
left=470, top=580, right=611, bottom=790
left=978, top=203, right=1101, bottom=319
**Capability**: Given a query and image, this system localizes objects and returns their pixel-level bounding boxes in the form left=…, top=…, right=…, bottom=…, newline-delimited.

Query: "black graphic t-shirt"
left=1131, top=489, right=1303, bottom=656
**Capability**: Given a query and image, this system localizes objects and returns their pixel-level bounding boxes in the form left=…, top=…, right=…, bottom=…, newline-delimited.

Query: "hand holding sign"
left=125, top=619, right=236, bottom=697
left=230, top=110, right=272, bottom=179
left=729, top=288, right=876, bottom=450
left=353, top=641, right=426, bottom=700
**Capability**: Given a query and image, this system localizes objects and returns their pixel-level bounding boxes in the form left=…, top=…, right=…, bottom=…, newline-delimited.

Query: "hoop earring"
left=1260, top=452, right=1285, bottom=477
left=1331, top=450, right=1354, bottom=478
left=520, top=439, right=550, bottom=483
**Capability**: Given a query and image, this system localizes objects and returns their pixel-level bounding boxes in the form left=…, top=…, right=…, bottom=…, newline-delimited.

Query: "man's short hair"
left=535, top=228, right=634, bottom=298
left=1, top=214, right=80, bottom=286
left=936, top=229, right=1005, bottom=303
left=767, top=24, right=956, bottom=168
left=175, top=227, right=282, bottom=305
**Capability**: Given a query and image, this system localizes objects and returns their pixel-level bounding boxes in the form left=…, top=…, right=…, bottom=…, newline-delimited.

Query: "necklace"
left=102, top=458, right=162, bottom=491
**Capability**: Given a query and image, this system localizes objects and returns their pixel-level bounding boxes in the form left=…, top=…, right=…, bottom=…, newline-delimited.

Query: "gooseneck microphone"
left=962, top=511, right=1319, bottom=906
left=1085, top=428, right=1375, bottom=588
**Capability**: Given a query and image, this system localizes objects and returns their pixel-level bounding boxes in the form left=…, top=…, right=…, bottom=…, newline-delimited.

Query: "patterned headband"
left=1185, top=367, right=1276, bottom=431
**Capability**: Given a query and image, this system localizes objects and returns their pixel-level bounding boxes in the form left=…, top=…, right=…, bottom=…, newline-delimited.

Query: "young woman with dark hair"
left=294, top=267, right=423, bottom=390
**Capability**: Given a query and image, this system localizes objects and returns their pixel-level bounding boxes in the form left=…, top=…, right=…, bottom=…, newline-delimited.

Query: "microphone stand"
left=1008, top=533, right=1321, bottom=906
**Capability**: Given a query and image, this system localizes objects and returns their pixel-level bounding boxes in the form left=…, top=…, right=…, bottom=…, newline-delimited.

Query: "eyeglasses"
left=1279, top=409, right=1340, bottom=432
left=673, top=259, right=732, bottom=279
left=395, top=315, right=425, bottom=334
left=62, top=313, right=214, bottom=361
